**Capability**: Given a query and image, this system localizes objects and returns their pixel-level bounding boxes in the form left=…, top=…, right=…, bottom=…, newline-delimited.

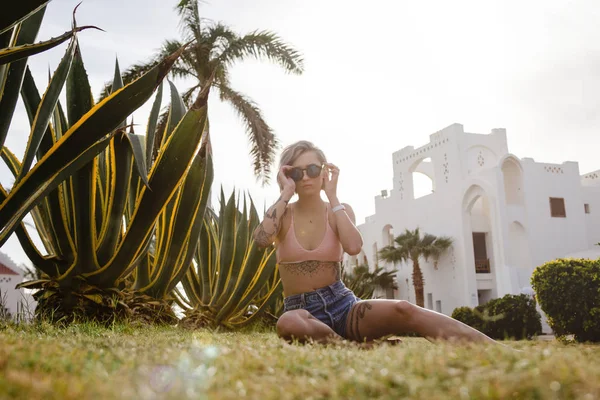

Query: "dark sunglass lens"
left=307, top=164, right=322, bottom=178
left=289, top=168, right=303, bottom=181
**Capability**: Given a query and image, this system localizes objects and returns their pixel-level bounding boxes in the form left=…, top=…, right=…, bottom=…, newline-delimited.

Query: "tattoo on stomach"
left=281, top=261, right=340, bottom=279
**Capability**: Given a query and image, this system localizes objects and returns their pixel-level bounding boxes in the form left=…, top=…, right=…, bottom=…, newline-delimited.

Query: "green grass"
left=0, top=322, right=599, bottom=399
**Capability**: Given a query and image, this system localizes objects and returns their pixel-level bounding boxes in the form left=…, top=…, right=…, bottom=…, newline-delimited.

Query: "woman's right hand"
left=278, top=165, right=296, bottom=195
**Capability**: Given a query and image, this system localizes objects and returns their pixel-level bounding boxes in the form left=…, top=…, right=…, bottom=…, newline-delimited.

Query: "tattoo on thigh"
left=347, top=302, right=372, bottom=341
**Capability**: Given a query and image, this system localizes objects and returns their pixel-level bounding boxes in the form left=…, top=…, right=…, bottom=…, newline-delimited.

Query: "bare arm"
left=330, top=199, right=363, bottom=255
left=322, top=162, right=363, bottom=255
left=253, top=190, right=294, bottom=248
left=253, top=165, right=296, bottom=248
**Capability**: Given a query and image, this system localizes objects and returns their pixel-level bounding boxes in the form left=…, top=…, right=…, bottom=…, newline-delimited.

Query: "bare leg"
left=277, top=309, right=342, bottom=344
left=345, top=300, right=498, bottom=345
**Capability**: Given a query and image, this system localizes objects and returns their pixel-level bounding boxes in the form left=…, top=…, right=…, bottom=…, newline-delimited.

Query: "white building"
left=0, top=252, right=31, bottom=320
left=353, top=123, right=600, bottom=325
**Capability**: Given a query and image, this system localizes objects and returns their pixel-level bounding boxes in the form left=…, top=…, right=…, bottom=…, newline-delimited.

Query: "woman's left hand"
left=322, top=163, right=339, bottom=201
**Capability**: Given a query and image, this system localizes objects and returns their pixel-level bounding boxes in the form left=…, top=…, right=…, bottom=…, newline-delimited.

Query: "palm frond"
left=381, top=228, right=453, bottom=266
left=217, top=30, right=304, bottom=74
left=217, top=84, right=278, bottom=184
left=426, top=236, right=454, bottom=261
left=204, top=23, right=238, bottom=62
left=171, top=66, right=197, bottom=80
left=98, top=40, right=187, bottom=100
left=175, top=0, right=204, bottom=43
left=378, top=245, right=407, bottom=265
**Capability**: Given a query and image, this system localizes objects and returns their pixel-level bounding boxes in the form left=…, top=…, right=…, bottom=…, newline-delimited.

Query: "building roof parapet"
left=393, top=124, right=507, bottom=166
left=582, top=169, right=600, bottom=179
left=0, top=251, right=22, bottom=276
left=393, top=136, right=451, bottom=165
left=582, top=169, right=600, bottom=186
left=520, top=157, right=579, bottom=171
left=537, top=161, right=578, bottom=174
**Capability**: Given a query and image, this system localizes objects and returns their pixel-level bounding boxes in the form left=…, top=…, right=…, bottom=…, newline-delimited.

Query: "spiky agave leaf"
left=0, top=39, right=185, bottom=247
left=175, top=189, right=282, bottom=329
left=0, top=0, right=50, bottom=35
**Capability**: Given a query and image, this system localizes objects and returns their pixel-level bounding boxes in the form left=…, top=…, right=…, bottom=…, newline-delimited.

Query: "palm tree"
left=378, top=228, right=453, bottom=308
left=103, top=0, right=304, bottom=183
left=342, top=264, right=398, bottom=299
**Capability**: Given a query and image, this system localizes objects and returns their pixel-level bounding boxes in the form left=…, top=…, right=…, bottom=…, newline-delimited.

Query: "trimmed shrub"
left=531, top=258, right=600, bottom=342
left=451, top=306, right=483, bottom=331
left=483, top=294, right=542, bottom=340
left=451, top=294, right=542, bottom=340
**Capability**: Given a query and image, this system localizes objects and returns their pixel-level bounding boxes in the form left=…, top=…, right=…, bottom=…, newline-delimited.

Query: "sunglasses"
left=287, top=164, right=323, bottom=182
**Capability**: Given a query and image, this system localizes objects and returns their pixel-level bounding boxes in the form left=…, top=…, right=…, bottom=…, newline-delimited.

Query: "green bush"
left=451, top=306, right=482, bottom=331
left=531, top=258, right=600, bottom=342
left=484, top=294, right=542, bottom=340
left=451, top=294, right=542, bottom=340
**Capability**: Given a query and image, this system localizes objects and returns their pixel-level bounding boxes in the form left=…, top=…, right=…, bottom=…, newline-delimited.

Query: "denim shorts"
left=283, top=280, right=361, bottom=338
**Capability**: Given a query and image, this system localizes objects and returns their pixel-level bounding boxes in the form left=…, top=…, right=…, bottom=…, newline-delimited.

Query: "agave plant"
left=1, top=3, right=213, bottom=323
left=175, top=189, right=282, bottom=329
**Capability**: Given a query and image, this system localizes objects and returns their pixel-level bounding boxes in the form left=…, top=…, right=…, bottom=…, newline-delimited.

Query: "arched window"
left=411, top=157, right=435, bottom=199
left=502, top=158, right=524, bottom=205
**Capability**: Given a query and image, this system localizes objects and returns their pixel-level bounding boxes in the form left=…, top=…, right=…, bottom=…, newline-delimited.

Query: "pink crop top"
left=276, top=204, right=344, bottom=263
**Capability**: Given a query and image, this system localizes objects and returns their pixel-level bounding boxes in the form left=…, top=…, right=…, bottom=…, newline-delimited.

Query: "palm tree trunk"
left=412, top=258, right=425, bottom=307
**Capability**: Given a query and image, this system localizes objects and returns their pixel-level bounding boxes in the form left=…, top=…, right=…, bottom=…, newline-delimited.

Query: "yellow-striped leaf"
left=84, top=91, right=210, bottom=287
left=67, top=41, right=97, bottom=275
left=144, top=145, right=213, bottom=297
left=20, top=67, right=56, bottom=158
left=0, top=0, right=49, bottom=35
left=16, top=35, right=78, bottom=181
left=0, top=6, right=45, bottom=149
left=0, top=184, right=62, bottom=275
left=0, top=25, right=99, bottom=66
left=0, top=45, right=185, bottom=244
left=145, top=82, right=163, bottom=170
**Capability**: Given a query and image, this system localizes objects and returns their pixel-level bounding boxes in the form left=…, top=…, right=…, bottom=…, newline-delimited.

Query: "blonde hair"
left=278, top=141, right=327, bottom=189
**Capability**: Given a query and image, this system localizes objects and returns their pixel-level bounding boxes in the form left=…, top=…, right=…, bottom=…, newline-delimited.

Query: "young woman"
left=253, top=140, right=498, bottom=346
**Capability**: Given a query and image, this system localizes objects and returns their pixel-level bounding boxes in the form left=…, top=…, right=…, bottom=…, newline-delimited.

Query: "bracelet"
left=332, top=204, right=346, bottom=213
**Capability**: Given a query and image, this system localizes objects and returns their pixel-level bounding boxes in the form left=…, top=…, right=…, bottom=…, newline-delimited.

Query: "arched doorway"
left=462, top=184, right=499, bottom=306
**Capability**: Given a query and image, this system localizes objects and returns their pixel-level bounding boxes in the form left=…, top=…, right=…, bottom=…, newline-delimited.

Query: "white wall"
left=0, top=275, right=27, bottom=318
left=581, top=174, right=600, bottom=247
left=521, top=159, right=589, bottom=267
left=0, top=252, right=29, bottom=320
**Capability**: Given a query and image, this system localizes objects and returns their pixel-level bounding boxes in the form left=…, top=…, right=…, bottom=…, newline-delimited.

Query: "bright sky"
left=3, top=0, right=600, bottom=266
